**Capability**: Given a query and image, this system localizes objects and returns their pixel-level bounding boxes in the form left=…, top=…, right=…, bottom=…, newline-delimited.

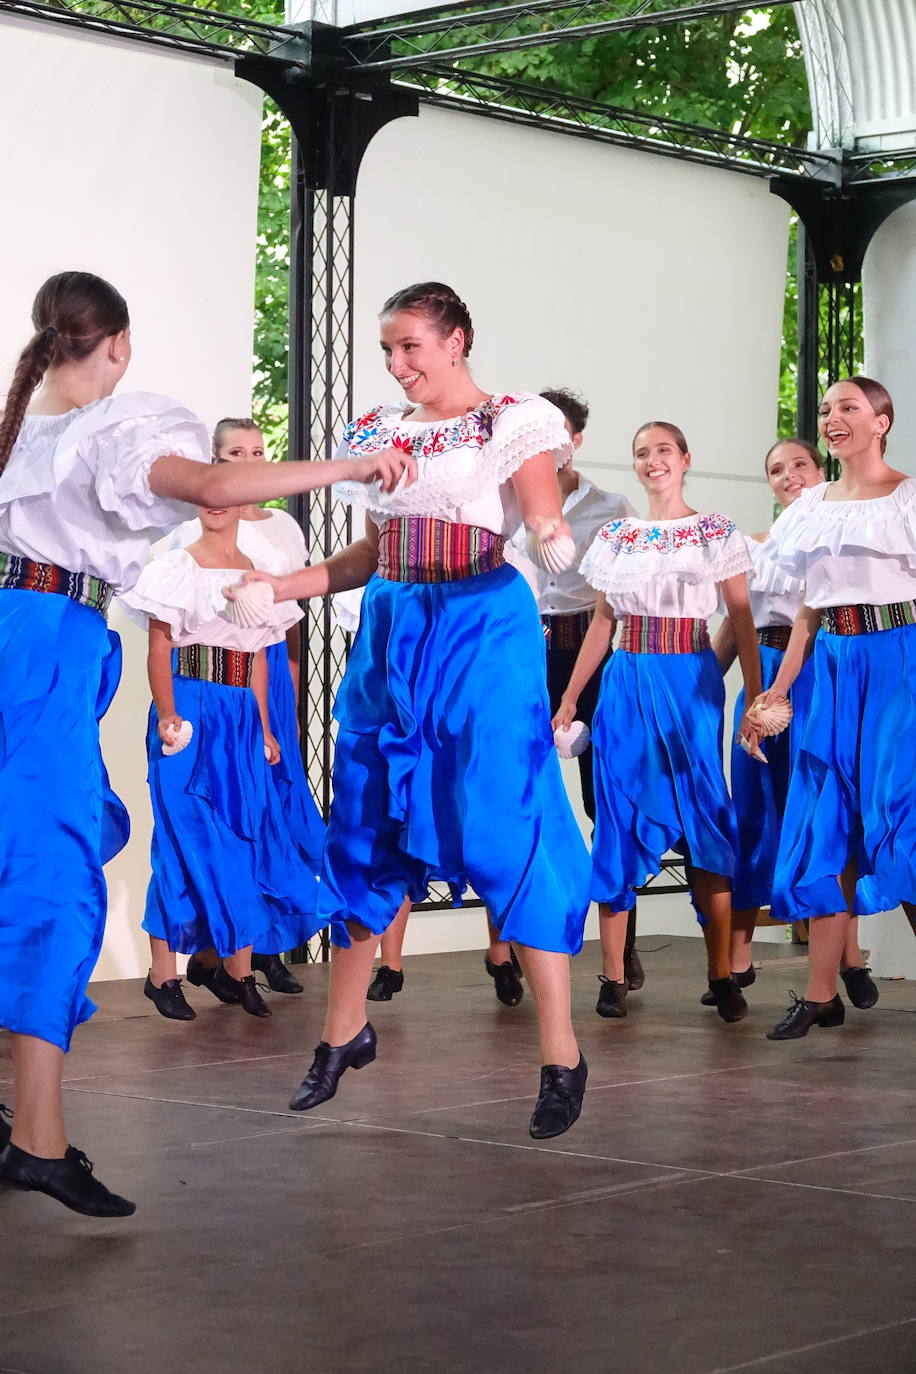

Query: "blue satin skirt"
left=730, top=645, right=815, bottom=910
left=0, top=591, right=129, bottom=1051
left=143, top=668, right=321, bottom=956
left=318, top=566, right=591, bottom=953
left=772, top=624, right=916, bottom=921
left=252, top=641, right=326, bottom=952
left=592, top=648, right=738, bottom=918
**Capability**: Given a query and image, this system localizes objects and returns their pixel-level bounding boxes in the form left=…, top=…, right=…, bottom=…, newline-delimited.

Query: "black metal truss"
left=0, top=0, right=305, bottom=60
left=339, top=0, right=796, bottom=75
left=399, top=66, right=837, bottom=183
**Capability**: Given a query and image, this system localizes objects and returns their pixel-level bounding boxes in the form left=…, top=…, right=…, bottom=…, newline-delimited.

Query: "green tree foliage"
left=220, top=4, right=813, bottom=446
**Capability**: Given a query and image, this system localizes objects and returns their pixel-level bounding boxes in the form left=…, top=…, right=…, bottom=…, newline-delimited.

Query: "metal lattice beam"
left=399, top=66, right=838, bottom=182
left=0, top=0, right=304, bottom=60
left=340, top=0, right=797, bottom=74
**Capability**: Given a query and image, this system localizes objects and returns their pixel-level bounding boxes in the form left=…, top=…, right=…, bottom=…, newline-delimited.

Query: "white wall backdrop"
left=0, top=18, right=264, bottom=978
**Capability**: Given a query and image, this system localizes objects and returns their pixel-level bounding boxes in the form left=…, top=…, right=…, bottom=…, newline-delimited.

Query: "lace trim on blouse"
left=579, top=513, right=752, bottom=593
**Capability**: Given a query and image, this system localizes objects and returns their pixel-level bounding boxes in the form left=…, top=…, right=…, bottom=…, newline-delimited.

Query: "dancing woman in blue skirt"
left=712, top=440, right=877, bottom=1009
left=174, top=417, right=326, bottom=994
left=236, top=282, right=592, bottom=1139
left=0, top=271, right=413, bottom=1217
left=555, top=422, right=762, bottom=1023
left=122, top=503, right=315, bottom=1021
left=756, top=378, right=916, bottom=1040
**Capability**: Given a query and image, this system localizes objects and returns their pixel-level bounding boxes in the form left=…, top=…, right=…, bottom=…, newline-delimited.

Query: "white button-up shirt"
left=514, top=477, right=637, bottom=615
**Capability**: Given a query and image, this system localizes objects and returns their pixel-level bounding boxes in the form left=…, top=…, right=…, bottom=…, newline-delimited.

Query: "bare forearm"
left=150, top=454, right=366, bottom=509
left=711, top=618, right=738, bottom=674
left=148, top=633, right=176, bottom=719
left=731, top=605, right=762, bottom=701
left=771, top=606, right=820, bottom=695
left=276, top=538, right=378, bottom=600
left=563, top=604, right=615, bottom=707
left=252, top=651, right=271, bottom=734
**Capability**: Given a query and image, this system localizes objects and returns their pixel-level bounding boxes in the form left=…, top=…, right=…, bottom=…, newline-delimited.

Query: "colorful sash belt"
left=176, top=644, right=254, bottom=688
left=618, top=615, right=710, bottom=654
left=0, top=551, right=113, bottom=618
left=377, top=518, right=505, bottom=584
left=820, top=601, right=916, bottom=636
left=543, top=609, right=593, bottom=651
left=757, top=625, right=792, bottom=651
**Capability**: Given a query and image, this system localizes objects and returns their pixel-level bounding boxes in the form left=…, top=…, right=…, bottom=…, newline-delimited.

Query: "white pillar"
left=862, top=200, right=916, bottom=478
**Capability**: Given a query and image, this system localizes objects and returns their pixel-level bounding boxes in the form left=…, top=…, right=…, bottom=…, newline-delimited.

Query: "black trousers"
left=545, top=643, right=610, bottom=826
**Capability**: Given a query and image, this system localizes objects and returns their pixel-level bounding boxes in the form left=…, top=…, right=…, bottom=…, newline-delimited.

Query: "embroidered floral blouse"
left=331, top=392, right=572, bottom=536
left=579, top=512, right=752, bottom=619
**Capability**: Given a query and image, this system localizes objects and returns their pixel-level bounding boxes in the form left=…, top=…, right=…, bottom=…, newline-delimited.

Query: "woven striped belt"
left=176, top=644, right=253, bottom=688
left=618, top=615, right=710, bottom=655
left=377, top=518, right=505, bottom=584
left=820, top=601, right=916, bottom=636
left=757, top=625, right=792, bottom=651
left=0, top=551, right=113, bottom=618
left=543, top=609, right=593, bottom=651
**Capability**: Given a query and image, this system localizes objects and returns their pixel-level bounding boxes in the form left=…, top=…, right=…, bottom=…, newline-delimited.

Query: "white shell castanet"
left=526, top=519, right=576, bottom=574
left=162, top=720, right=194, bottom=756
left=554, top=720, right=591, bottom=759
left=749, top=696, right=793, bottom=738
left=224, top=579, right=275, bottom=629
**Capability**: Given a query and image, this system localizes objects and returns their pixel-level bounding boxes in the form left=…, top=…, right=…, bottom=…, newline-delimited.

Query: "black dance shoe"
left=0, top=1104, right=11, bottom=1152
left=213, top=968, right=272, bottom=1018
left=186, top=955, right=238, bottom=1004
left=840, top=965, right=879, bottom=1009
left=0, top=1142, right=135, bottom=1217
left=595, top=976, right=628, bottom=1019
left=251, top=952, right=303, bottom=995
left=701, top=965, right=756, bottom=1006
left=624, top=944, right=645, bottom=991
left=485, top=956, right=524, bottom=1007
left=529, top=1054, right=588, bottom=1140
left=366, top=965, right=405, bottom=1001
left=288, top=1023, right=378, bottom=1111
left=144, top=973, right=196, bottom=1021
left=767, top=992, right=845, bottom=1040
left=707, top=976, right=749, bottom=1023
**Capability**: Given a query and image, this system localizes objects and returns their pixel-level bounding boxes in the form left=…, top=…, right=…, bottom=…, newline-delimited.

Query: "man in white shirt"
left=531, top=388, right=643, bottom=989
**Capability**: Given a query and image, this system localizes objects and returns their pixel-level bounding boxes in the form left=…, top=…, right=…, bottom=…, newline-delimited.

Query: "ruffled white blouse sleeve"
left=0, top=392, right=210, bottom=592
left=580, top=512, right=752, bottom=619
left=330, top=392, right=573, bottom=533
left=765, top=478, right=916, bottom=609
left=743, top=536, right=806, bottom=627
left=119, top=548, right=303, bottom=651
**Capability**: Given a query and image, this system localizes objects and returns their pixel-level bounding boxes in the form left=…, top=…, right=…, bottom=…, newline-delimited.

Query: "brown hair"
left=843, top=375, right=894, bottom=454
left=764, top=437, right=824, bottom=474
left=0, top=271, right=129, bottom=473
left=541, top=388, right=588, bottom=435
left=212, top=416, right=263, bottom=457
left=632, top=420, right=689, bottom=456
left=380, top=282, right=474, bottom=356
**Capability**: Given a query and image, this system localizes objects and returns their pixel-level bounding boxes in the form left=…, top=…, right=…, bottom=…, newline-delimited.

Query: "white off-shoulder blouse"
left=580, top=512, right=752, bottom=619
left=765, top=479, right=916, bottom=609
left=0, top=392, right=209, bottom=592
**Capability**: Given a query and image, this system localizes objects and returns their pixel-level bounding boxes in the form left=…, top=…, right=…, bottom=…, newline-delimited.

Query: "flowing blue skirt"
left=0, top=591, right=129, bottom=1051
left=318, top=566, right=591, bottom=953
left=592, top=648, right=738, bottom=917
left=252, top=641, right=326, bottom=952
left=730, top=645, right=815, bottom=910
left=772, top=624, right=916, bottom=921
left=143, top=669, right=321, bottom=956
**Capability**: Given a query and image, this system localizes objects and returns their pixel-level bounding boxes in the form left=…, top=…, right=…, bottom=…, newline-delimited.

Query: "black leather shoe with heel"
left=251, top=953, right=303, bottom=995
left=707, top=976, right=749, bottom=1023
left=529, top=1054, right=588, bottom=1140
left=0, top=1104, right=11, bottom=1152
left=485, top=955, right=524, bottom=1007
left=289, top=1023, right=378, bottom=1110
left=840, top=965, right=879, bottom=1009
left=367, top=966, right=405, bottom=1001
left=701, top=965, right=755, bottom=1006
left=0, top=1142, right=136, bottom=1217
left=213, top=967, right=272, bottom=1017
left=767, top=991, right=845, bottom=1040
left=596, top=976, right=628, bottom=1019
left=623, top=944, right=645, bottom=991
left=186, top=955, right=238, bottom=1004
left=144, top=973, right=196, bottom=1021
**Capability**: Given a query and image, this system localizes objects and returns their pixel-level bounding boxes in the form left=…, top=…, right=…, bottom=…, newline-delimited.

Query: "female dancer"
left=757, top=378, right=916, bottom=1039
left=175, top=417, right=325, bottom=994
left=710, top=440, right=876, bottom=1008
left=0, top=270, right=413, bottom=1216
left=237, top=281, right=592, bottom=1139
left=123, top=501, right=310, bottom=1020
left=555, top=421, right=761, bottom=1022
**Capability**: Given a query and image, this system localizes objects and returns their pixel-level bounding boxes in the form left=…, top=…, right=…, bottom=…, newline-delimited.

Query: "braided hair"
left=0, top=271, right=129, bottom=474
left=380, top=282, right=474, bottom=356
